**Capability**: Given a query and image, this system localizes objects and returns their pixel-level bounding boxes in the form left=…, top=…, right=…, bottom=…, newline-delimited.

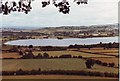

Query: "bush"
left=73, top=56, right=78, bottom=58
left=2, top=71, right=15, bottom=75
left=104, top=72, right=116, bottom=77
left=53, top=56, right=59, bottom=58
left=36, top=53, right=43, bottom=59
left=102, top=62, right=108, bottom=66
left=109, top=63, right=115, bottom=67
left=78, top=55, right=82, bottom=58
left=85, top=59, right=95, bottom=69
left=95, top=60, right=102, bottom=65
left=43, top=53, right=49, bottom=58
left=59, top=54, right=72, bottom=58
left=16, top=69, right=27, bottom=75
left=21, top=52, right=35, bottom=59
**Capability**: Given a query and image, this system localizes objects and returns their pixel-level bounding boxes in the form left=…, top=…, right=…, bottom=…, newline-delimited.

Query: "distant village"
left=1, top=24, right=118, bottom=42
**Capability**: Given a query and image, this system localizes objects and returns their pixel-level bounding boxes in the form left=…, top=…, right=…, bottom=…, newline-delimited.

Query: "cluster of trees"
left=85, top=59, right=95, bottom=69
left=20, top=52, right=83, bottom=59
left=11, top=45, right=67, bottom=54
left=39, top=46, right=67, bottom=51
left=8, top=42, right=118, bottom=54
left=2, top=69, right=118, bottom=78
left=0, top=0, right=88, bottom=15
left=20, top=52, right=49, bottom=59
left=68, top=42, right=119, bottom=49
left=87, top=59, right=116, bottom=68
left=94, top=60, right=115, bottom=68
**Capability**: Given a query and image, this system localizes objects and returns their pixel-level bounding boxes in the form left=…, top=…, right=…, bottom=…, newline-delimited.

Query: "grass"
left=2, top=52, right=21, bottom=58
left=2, top=59, right=118, bottom=73
left=33, top=51, right=114, bottom=58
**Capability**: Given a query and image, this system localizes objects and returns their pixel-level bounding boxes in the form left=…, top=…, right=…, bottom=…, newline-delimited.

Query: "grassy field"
left=2, top=59, right=118, bottom=73
left=2, top=52, right=21, bottom=58
left=33, top=51, right=114, bottom=58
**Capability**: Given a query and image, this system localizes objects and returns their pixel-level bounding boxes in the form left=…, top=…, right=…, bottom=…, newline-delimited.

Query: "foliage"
left=85, top=59, right=95, bottom=69
left=2, top=69, right=118, bottom=78
left=0, top=0, right=88, bottom=15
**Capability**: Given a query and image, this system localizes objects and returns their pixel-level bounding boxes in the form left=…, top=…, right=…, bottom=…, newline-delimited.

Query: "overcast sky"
left=1, top=0, right=119, bottom=28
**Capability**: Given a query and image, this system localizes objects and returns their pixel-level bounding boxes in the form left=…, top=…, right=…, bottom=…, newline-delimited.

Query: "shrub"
left=16, top=69, right=27, bottom=75
left=43, top=52, right=49, bottom=58
left=59, top=54, right=72, bottom=58
left=2, top=71, right=15, bottom=75
left=102, top=62, right=108, bottom=66
left=53, top=56, right=59, bottom=58
left=85, top=59, right=95, bottom=69
left=73, top=56, right=78, bottom=58
left=109, top=63, right=115, bottom=67
left=95, top=60, right=102, bottom=65
left=78, top=55, right=82, bottom=58
left=36, top=53, right=43, bottom=59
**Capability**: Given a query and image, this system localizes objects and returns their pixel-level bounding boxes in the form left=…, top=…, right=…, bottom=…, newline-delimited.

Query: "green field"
left=2, top=59, right=118, bottom=73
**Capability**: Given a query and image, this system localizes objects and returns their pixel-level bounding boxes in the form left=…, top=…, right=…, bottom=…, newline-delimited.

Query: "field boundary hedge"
left=2, top=69, right=118, bottom=78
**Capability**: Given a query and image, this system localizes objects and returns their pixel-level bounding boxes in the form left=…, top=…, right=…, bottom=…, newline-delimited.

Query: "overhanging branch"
left=0, top=0, right=88, bottom=15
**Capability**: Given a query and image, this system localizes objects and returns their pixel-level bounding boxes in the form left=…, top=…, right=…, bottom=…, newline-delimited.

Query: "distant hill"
left=1, top=23, right=118, bottom=32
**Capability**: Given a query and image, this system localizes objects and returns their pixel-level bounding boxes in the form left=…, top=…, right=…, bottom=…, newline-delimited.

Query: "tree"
left=85, top=59, right=94, bottom=69
left=43, top=52, right=49, bottom=58
left=27, top=51, right=35, bottom=58
left=109, top=63, right=115, bottom=67
left=0, top=0, right=88, bottom=15
left=59, top=54, right=72, bottom=58
left=18, top=51, right=24, bottom=55
left=28, top=45, right=33, bottom=52
left=28, top=45, right=33, bottom=49
left=36, top=53, right=43, bottom=59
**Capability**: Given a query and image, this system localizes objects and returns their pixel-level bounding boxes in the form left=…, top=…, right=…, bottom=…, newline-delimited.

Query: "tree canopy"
left=0, top=0, right=88, bottom=15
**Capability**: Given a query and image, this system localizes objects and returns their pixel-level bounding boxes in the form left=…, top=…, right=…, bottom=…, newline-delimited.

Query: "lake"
left=4, top=37, right=118, bottom=46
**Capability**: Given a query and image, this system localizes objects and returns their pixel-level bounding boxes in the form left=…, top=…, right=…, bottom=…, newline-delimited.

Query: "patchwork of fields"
left=2, top=47, right=119, bottom=79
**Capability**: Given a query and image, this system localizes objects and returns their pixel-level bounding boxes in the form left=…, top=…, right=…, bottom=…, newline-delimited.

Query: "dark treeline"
left=39, top=46, right=67, bottom=51
left=93, top=59, right=117, bottom=68
left=5, top=42, right=119, bottom=53
left=2, top=69, right=118, bottom=78
left=68, top=42, right=119, bottom=49
left=20, top=53, right=82, bottom=59
left=39, top=42, right=119, bottom=51
left=85, top=59, right=117, bottom=68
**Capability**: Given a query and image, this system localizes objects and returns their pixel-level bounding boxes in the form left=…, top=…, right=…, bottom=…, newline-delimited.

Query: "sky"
left=1, top=0, right=119, bottom=28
